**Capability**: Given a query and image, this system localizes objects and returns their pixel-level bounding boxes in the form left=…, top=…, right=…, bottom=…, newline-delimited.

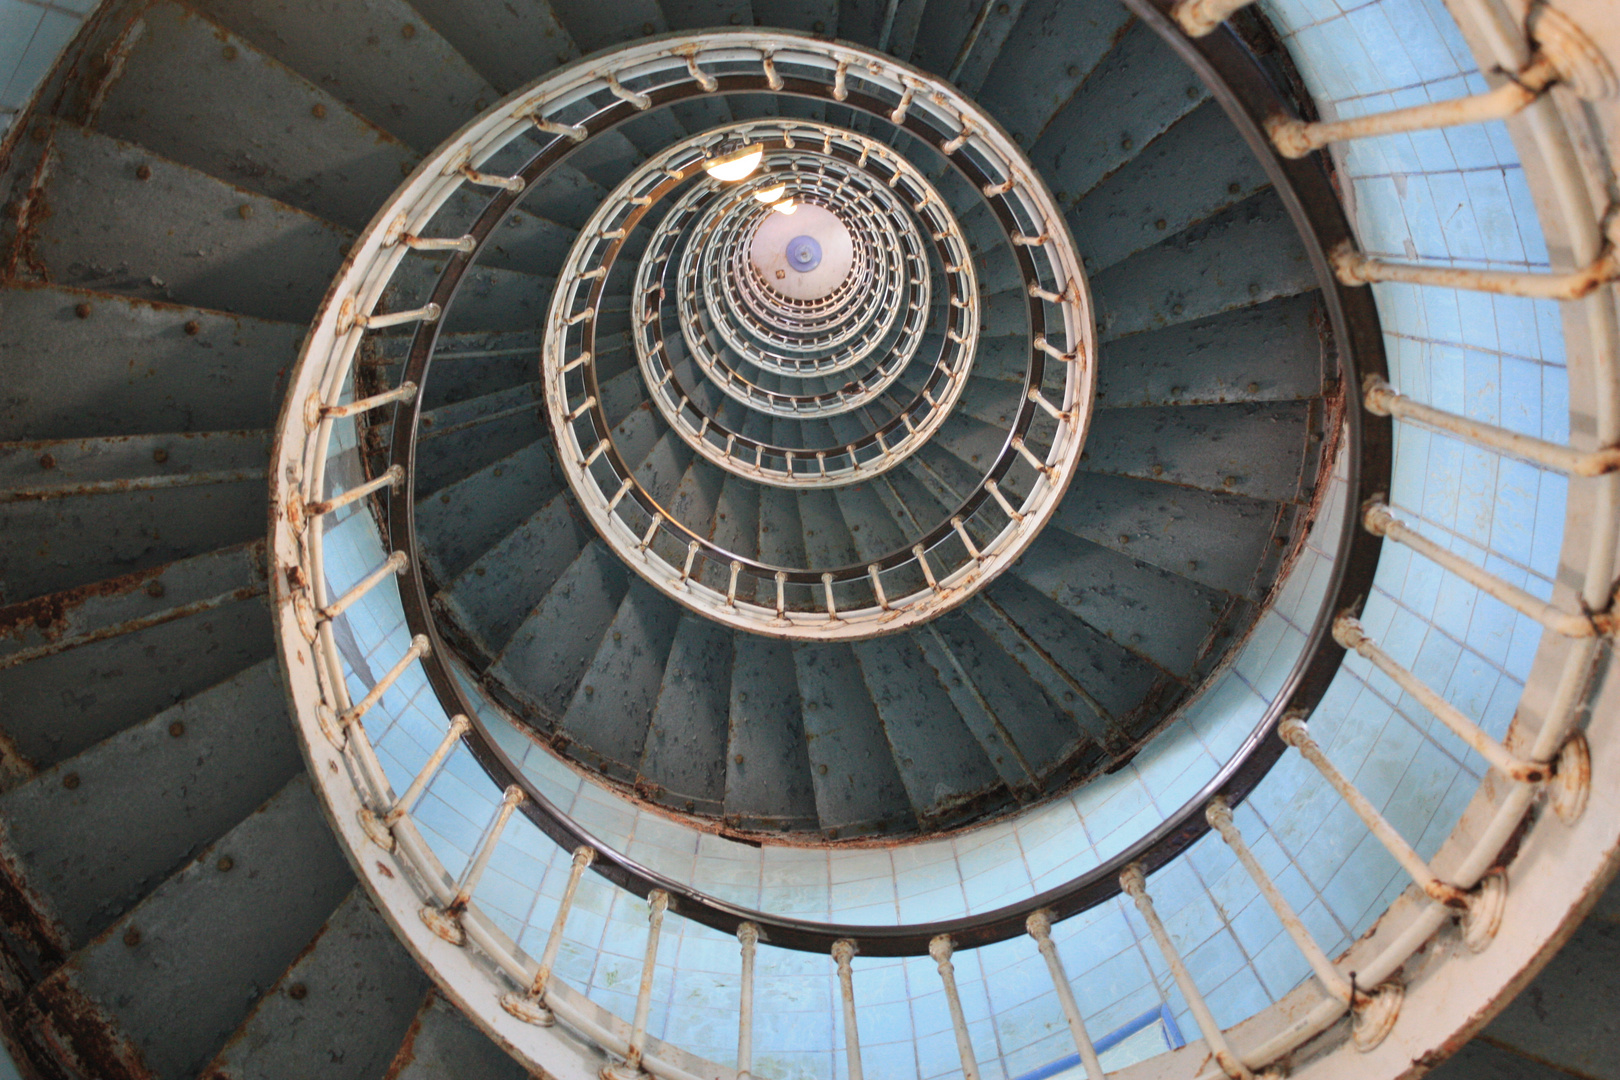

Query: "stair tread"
left=1091, top=189, right=1318, bottom=341
left=1011, top=529, right=1237, bottom=679
left=725, top=632, right=820, bottom=831
left=18, top=122, right=349, bottom=323
left=493, top=540, right=629, bottom=719
left=27, top=776, right=353, bottom=1080
left=1082, top=399, right=1317, bottom=502
left=852, top=633, right=1009, bottom=827
left=438, top=492, right=589, bottom=661
left=1052, top=471, right=1291, bottom=598
left=1097, top=293, right=1327, bottom=408
left=0, top=657, right=299, bottom=954
left=0, top=284, right=298, bottom=442
left=793, top=641, right=916, bottom=837
left=1030, top=19, right=1208, bottom=202
left=187, top=0, right=497, bottom=153
left=554, top=581, right=679, bottom=782
left=638, top=614, right=732, bottom=814
left=204, top=887, right=431, bottom=1080
left=387, top=992, right=533, bottom=1080
left=1070, top=99, right=1273, bottom=273
left=91, top=2, right=420, bottom=232
left=974, top=0, right=1132, bottom=144
left=406, top=0, right=579, bottom=93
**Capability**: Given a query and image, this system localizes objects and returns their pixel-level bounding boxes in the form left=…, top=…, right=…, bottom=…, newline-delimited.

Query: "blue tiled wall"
left=0, top=0, right=89, bottom=136
left=309, top=0, right=1570, bottom=1076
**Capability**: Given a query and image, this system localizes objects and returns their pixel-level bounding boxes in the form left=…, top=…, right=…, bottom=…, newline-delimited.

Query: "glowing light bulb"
left=753, top=183, right=787, bottom=204
left=772, top=198, right=798, bottom=215
left=703, top=144, right=763, bottom=182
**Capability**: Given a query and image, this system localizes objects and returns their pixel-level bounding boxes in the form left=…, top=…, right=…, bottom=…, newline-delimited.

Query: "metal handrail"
left=345, top=27, right=1375, bottom=952
left=260, top=16, right=1620, bottom=1080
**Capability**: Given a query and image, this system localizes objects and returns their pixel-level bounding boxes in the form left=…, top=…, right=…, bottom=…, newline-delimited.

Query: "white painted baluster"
left=419, top=784, right=525, bottom=945
left=1362, top=377, right=1620, bottom=476
left=502, top=846, right=597, bottom=1025
left=300, top=465, right=404, bottom=519
left=1120, top=864, right=1254, bottom=1080
left=929, top=935, right=981, bottom=1080
left=832, top=939, right=864, bottom=1080
left=1364, top=502, right=1605, bottom=638
left=603, top=890, right=670, bottom=1080
left=356, top=713, right=470, bottom=850
left=1334, top=616, right=1552, bottom=783
left=737, top=922, right=759, bottom=1080
left=319, top=551, right=408, bottom=622
left=1278, top=716, right=1505, bottom=951
left=1025, top=910, right=1105, bottom=1080
left=319, top=381, right=419, bottom=420
left=1171, top=0, right=1256, bottom=36
left=1204, top=799, right=1402, bottom=1050
left=316, top=633, right=430, bottom=747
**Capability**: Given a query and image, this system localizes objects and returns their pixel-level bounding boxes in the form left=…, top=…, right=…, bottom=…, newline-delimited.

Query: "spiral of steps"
left=0, top=0, right=1616, bottom=1078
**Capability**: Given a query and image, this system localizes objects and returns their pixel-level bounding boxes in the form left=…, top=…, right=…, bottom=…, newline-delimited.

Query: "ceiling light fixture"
left=772, top=197, right=798, bottom=215
left=753, top=183, right=787, bottom=204
left=703, top=143, right=763, bottom=182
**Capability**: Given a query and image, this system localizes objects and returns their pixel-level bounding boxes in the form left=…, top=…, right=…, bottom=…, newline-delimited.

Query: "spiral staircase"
left=0, top=0, right=1616, bottom=1077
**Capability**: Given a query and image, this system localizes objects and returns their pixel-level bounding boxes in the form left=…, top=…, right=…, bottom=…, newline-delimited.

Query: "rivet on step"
left=735, top=755, right=745, bottom=765
left=1249, top=283, right=1262, bottom=295
left=996, top=2, right=1009, bottom=12
left=1151, top=464, right=1163, bottom=476
left=222, top=45, right=237, bottom=60
left=238, top=204, right=253, bottom=220
left=1223, top=476, right=1238, bottom=488
left=38, top=453, right=55, bottom=470
left=826, top=827, right=839, bottom=839
left=813, top=19, right=826, bottom=31
left=62, top=773, right=80, bottom=790
left=1155, top=219, right=1167, bottom=230
left=1118, top=535, right=1130, bottom=544
left=1187, top=86, right=1200, bottom=99
left=1120, top=136, right=1133, bottom=150
left=474, top=567, right=486, bottom=576
left=401, top=23, right=416, bottom=38
left=1247, top=382, right=1260, bottom=393
left=584, top=685, right=595, bottom=697
left=183, top=320, right=201, bottom=335
left=1171, top=303, right=1184, bottom=314
left=136, top=164, right=152, bottom=181
left=123, top=927, right=141, bottom=947
left=30, top=126, right=47, bottom=143
left=818, top=764, right=829, bottom=775
left=311, top=103, right=327, bottom=119
left=74, top=302, right=91, bottom=319
left=287, top=982, right=309, bottom=1000
left=1188, top=560, right=1199, bottom=571
left=685, top=801, right=695, bottom=811
left=1067, top=65, right=1079, bottom=77
left=612, top=630, right=622, bottom=643
left=1229, top=182, right=1241, bottom=194
left=440, top=494, right=450, bottom=503
left=1274, top=535, right=1287, bottom=547
left=168, top=721, right=185, bottom=738
left=153, top=448, right=169, bottom=464
left=217, top=856, right=235, bottom=872
left=642, top=21, right=655, bottom=34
